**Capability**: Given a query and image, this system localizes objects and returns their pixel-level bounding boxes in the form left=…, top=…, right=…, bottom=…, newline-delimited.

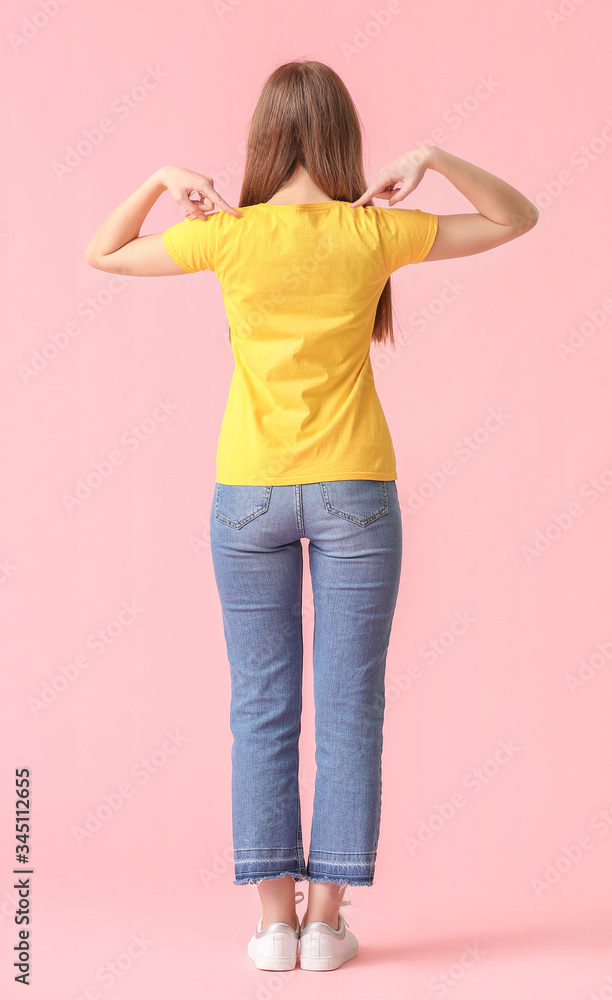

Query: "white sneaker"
left=247, top=889, right=304, bottom=971
left=299, top=887, right=359, bottom=971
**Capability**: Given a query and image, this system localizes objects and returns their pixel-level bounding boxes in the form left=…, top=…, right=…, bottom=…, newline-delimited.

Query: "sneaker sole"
left=299, top=944, right=359, bottom=971
left=247, top=941, right=297, bottom=971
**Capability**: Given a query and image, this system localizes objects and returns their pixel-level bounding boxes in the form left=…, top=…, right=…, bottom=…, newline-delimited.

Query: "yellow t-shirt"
left=162, top=200, right=438, bottom=486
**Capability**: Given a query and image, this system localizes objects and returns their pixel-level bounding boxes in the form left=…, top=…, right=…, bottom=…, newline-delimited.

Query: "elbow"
left=85, top=247, right=103, bottom=269
left=84, top=238, right=103, bottom=267
left=524, top=200, right=540, bottom=228
left=512, top=202, right=539, bottom=236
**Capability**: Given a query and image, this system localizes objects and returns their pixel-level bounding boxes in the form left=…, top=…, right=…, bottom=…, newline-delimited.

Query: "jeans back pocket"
left=320, top=480, right=390, bottom=526
left=214, top=484, right=272, bottom=529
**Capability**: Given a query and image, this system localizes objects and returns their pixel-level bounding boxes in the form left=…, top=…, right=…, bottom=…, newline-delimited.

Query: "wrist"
left=398, top=145, right=437, bottom=176
left=424, top=145, right=443, bottom=171
left=155, top=165, right=173, bottom=188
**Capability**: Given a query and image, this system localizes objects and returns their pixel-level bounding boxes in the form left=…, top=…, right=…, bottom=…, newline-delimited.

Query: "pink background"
left=3, top=0, right=612, bottom=997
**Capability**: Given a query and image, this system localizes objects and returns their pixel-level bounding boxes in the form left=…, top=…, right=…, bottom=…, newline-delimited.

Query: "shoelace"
left=339, top=883, right=352, bottom=928
left=296, top=883, right=353, bottom=928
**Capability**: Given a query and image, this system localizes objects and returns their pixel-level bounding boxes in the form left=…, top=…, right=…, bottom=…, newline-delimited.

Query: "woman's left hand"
left=161, top=166, right=242, bottom=220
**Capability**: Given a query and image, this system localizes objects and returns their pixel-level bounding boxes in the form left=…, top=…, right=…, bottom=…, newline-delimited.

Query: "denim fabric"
left=209, top=480, right=403, bottom=886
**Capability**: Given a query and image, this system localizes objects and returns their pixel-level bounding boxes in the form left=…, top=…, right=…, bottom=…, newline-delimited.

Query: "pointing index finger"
left=211, top=191, right=243, bottom=217
left=349, top=187, right=373, bottom=209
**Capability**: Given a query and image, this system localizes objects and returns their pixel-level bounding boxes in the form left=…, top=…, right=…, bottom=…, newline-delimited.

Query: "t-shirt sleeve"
left=162, top=216, right=217, bottom=273
left=376, top=207, right=439, bottom=273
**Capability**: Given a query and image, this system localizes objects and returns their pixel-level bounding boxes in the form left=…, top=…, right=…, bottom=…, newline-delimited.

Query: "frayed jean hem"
left=306, top=875, right=374, bottom=886
left=234, top=872, right=375, bottom=887
left=234, top=871, right=308, bottom=886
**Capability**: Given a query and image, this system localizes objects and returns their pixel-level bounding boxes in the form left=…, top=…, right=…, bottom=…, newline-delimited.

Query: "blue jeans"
left=209, top=479, right=403, bottom=886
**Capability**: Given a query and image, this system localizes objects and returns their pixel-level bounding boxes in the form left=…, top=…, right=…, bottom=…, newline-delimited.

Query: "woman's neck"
left=265, top=166, right=333, bottom=205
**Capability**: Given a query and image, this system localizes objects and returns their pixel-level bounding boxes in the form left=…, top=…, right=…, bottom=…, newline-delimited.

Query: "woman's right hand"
left=350, top=145, right=436, bottom=209
left=161, top=165, right=243, bottom=220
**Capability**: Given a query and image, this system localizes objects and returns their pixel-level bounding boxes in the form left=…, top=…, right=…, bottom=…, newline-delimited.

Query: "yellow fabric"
left=162, top=201, right=438, bottom=485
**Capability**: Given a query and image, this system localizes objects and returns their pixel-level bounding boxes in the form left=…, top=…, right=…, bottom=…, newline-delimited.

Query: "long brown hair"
left=233, top=59, right=394, bottom=346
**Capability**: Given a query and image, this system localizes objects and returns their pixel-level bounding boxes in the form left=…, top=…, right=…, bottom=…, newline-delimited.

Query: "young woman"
left=85, top=59, right=538, bottom=973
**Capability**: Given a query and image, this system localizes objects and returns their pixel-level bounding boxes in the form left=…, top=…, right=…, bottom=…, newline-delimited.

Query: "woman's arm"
left=352, top=145, right=539, bottom=262
left=427, top=146, right=538, bottom=229
left=84, top=166, right=241, bottom=276
left=422, top=145, right=539, bottom=262
left=84, top=168, right=180, bottom=273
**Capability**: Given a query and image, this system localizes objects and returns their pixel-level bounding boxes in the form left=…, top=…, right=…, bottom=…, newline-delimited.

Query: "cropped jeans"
left=209, top=479, right=403, bottom=886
